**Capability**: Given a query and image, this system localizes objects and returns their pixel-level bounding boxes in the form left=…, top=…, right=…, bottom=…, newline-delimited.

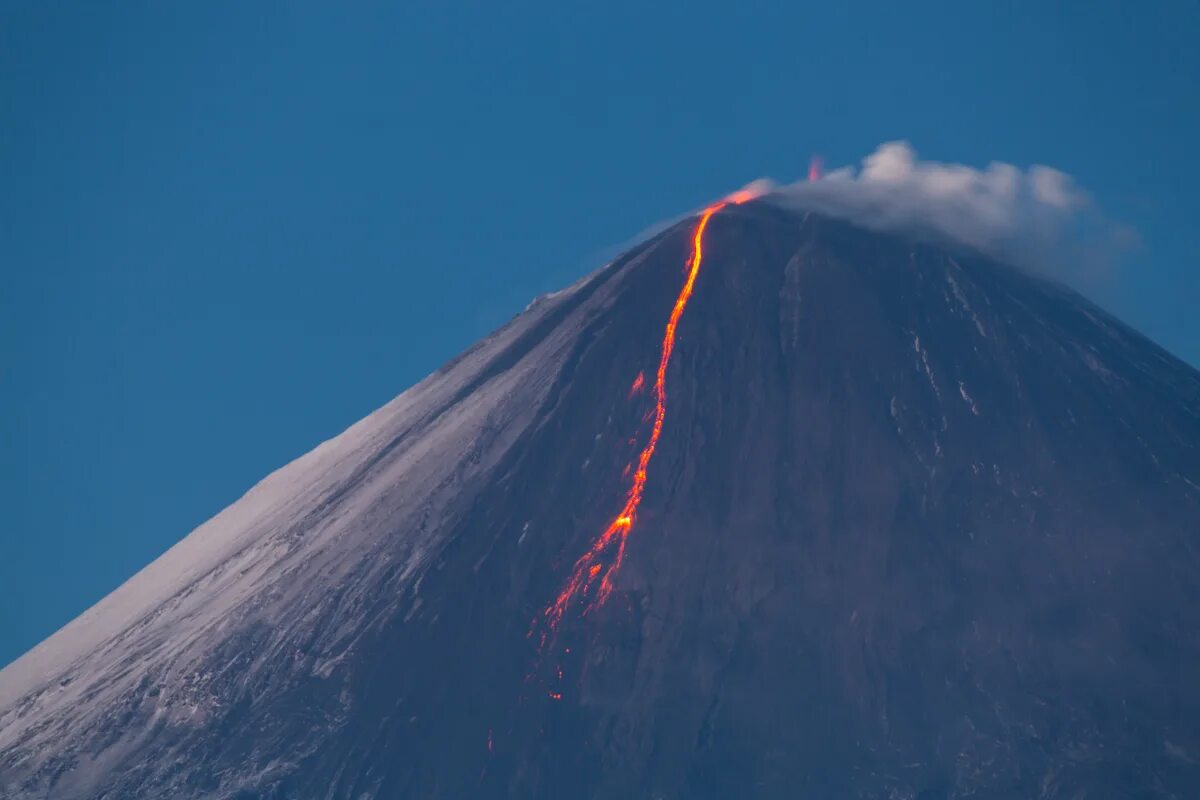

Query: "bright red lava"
left=536, top=191, right=753, bottom=643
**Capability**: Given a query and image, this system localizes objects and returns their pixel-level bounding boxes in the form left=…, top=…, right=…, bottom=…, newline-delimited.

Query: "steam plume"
left=766, top=141, right=1131, bottom=280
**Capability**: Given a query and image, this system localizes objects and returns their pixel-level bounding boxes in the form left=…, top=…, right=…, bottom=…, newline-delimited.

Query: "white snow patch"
left=958, top=382, right=981, bottom=415
left=946, top=259, right=988, bottom=338
left=912, top=336, right=946, bottom=430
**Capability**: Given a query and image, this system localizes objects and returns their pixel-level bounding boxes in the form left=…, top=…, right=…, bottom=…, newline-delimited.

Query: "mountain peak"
left=3, top=204, right=1199, bottom=799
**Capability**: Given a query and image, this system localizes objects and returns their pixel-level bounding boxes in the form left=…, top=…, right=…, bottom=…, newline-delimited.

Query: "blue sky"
left=2, top=1, right=1198, bottom=667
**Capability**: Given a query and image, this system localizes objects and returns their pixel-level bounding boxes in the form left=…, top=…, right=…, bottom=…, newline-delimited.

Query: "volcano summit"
left=2, top=198, right=1199, bottom=799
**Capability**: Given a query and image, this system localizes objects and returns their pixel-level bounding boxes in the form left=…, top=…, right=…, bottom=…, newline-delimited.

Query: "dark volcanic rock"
left=2, top=201, right=1199, bottom=799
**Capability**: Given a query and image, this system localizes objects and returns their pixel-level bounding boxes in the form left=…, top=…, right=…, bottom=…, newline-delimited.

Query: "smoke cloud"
left=764, top=141, right=1132, bottom=280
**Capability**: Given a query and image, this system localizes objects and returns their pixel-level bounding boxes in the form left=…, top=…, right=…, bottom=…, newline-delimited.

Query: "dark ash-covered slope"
left=2, top=201, right=1199, bottom=799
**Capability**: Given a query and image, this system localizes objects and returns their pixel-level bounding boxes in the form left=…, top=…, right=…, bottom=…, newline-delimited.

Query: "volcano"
left=2, top=198, right=1200, bottom=799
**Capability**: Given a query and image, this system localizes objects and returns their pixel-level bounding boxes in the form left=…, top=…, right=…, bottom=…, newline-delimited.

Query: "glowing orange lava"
left=538, top=191, right=754, bottom=641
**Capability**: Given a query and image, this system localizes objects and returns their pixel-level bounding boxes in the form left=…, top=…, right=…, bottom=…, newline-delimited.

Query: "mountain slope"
left=3, top=200, right=1200, bottom=799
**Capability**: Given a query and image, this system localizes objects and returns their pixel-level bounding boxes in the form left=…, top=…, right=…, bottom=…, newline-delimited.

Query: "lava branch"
left=535, top=191, right=754, bottom=646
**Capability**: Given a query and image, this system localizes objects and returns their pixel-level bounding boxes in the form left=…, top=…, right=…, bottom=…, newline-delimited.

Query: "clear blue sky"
left=2, top=2, right=1198, bottom=667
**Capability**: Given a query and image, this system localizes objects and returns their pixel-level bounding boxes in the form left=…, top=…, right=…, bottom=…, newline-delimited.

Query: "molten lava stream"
left=537, top=191, right=754, bottom=645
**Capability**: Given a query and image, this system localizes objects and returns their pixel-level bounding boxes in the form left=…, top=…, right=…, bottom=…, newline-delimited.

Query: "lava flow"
left=537, top=190, right=755, bottom=643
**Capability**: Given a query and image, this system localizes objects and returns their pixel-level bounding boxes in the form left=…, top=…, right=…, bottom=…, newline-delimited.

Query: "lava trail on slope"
left=535, top=192, right=754, bottom=645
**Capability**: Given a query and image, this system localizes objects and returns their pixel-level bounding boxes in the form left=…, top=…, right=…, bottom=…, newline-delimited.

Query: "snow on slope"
left=0, top=259, right=625, bottom=774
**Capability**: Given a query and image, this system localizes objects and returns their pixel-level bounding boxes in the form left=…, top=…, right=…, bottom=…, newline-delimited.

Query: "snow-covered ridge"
left=0, top=260, right=619, bottom=757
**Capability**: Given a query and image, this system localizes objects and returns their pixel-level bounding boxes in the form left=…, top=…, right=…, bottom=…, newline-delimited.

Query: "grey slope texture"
left=2, top=200, right=1199, bottom=800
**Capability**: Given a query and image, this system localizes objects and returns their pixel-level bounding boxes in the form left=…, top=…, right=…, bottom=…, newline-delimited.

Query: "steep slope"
left=2, top=200, right=1200, bottom=799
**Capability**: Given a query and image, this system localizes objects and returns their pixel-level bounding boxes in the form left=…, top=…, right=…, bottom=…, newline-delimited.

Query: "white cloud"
left=766, top=141, right=1130, bottom=281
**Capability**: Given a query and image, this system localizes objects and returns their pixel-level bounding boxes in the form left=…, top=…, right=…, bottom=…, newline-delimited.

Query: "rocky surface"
left=2, top=201, right=1199, bottom=798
